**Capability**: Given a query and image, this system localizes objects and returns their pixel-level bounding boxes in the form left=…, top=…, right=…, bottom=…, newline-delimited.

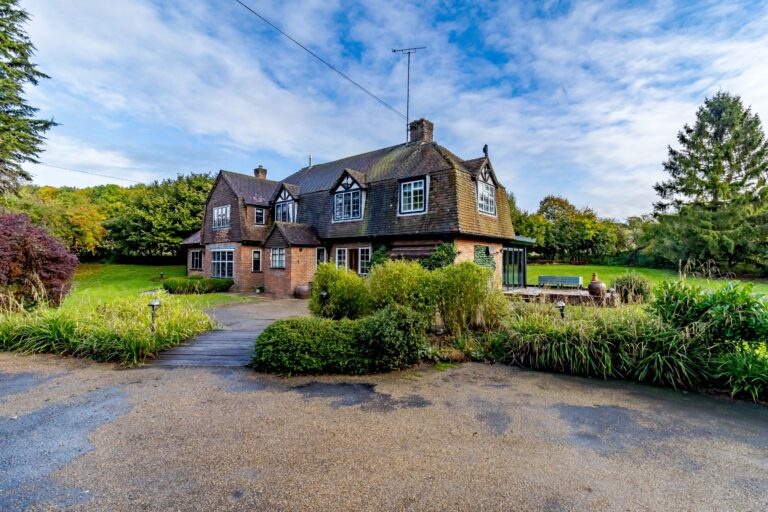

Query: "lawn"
left=64, top=263, right=252, bottom=310
left=528, top=264, right=768, bottom=294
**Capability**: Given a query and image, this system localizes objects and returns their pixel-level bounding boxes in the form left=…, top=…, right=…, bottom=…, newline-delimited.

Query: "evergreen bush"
left=308, top=263, right=371, bottom=319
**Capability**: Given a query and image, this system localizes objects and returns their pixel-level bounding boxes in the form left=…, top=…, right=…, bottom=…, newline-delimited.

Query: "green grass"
left=64, top=263, right=251, bottom=310
left=528, top=264, right=768, bottom=294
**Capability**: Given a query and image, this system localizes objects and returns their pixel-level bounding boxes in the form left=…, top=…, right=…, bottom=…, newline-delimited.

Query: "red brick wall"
left=263, top=245, right=320, bottom=297
left=454, top=238, right=503, bottom=286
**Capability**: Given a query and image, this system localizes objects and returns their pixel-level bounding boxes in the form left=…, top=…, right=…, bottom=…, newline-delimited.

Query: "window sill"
left=270, top=266, right=286, bottom=270
left=251, top=270, right=263, bottom=273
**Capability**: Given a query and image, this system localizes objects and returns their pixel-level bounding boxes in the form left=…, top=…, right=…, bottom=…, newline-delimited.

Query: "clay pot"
left=294, top=284, right=311, bottom=299
left=588, top=273, right=607, bottom=297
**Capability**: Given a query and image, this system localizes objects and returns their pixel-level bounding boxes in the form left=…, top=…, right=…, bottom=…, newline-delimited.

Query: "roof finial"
left=483, top=144, right=488, bottom=157
left=308, top=154, right=313, bottom=167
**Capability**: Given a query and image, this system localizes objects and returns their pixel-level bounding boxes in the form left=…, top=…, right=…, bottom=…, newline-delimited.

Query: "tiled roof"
left=181, top=230, right=201, bottom=245
left=282, top=142, right=464, bottom=194
left=463, top=157, right=486, bottom=174
left=221, top=171, right=280, bottom=206
left=265, top=222, right=320, bottom=246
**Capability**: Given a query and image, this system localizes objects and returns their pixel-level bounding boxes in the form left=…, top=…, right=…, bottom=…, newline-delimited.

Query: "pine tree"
left=0, top=0, right=55, bottom=194
left=652, top=92, right=768, bottom=271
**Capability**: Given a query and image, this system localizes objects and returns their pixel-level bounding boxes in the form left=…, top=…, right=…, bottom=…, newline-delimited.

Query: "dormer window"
left=333, top=174, right=364, bottom=222
left=399, top=178, right=427, bottom=215
left=477, top=166, right=496, bottom=215
left=212, top=205, right=231, bottom=229
left=274, top=188, right=296, bottom=223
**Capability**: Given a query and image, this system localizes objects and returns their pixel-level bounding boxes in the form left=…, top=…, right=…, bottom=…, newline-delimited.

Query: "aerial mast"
left=392, top=47, right=426, bottom=142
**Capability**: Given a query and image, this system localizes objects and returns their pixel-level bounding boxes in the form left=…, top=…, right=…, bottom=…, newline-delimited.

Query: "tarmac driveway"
left=1, top=356, right=767, bottom=511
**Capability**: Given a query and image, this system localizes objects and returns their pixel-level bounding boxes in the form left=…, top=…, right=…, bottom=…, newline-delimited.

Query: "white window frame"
left=212, top=205, right=231, bottom=229
left=252, top=249, right=262, bottom=272
left=190, top=249, right=202, bottom=271
left=210, top=249, right=234, bottom=278
left=398, top=177, right=428, bottom=215
left=316, top=247, right=327, bottom=268
left=477, top=166, right=497, bottom=216
left=336, top=248, right=348, bottom=269
left=333, top=189, right=364, bottom=222
left=254, top=208, right=265, bottom=225
left=358, top=247, right=372, bottom=275
left=275, top=202, right=294, bottom=223
left=270, top=247, right=285, bottom=269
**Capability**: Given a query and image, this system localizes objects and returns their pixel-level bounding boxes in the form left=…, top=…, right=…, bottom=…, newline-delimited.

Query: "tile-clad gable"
left=265, top=223, right=320, bottom=247
left=455, top=168, right=515, bottom=239
left=201, top=175, right=243, bottom=244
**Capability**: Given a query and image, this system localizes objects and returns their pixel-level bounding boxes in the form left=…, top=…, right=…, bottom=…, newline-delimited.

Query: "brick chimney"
left=409, top=118, right=433, bottom=143
left=254, top=165, right=267, bottom=179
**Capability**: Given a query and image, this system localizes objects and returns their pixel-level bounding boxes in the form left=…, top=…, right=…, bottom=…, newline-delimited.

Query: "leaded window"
left=271, top=247, right=285, bottom=268
left=211, top=250, right=234, bottom=278
left=212, top=205, right=230, bottom=229
left=336, top=248, right=347, bottom=269
left=477, top=166, right=496, bottom=215
left=334, top=190, right=362, bottom=221
left=190, top=250, right=202, bottom=271
left=400, top=179, right=426, bottom=214
left=359, top=247, right=371, bottom=275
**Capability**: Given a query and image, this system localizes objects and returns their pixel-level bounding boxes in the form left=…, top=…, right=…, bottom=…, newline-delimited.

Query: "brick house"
left=181, top=119, right=531, bottom=296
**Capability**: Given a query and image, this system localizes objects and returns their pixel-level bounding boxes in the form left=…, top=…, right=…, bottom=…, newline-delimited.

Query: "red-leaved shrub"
left=0, top=213, right=78, bottom=307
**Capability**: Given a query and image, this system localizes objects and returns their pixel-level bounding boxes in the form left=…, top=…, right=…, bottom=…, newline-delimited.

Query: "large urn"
left=295, top=284, right=311, bottom=299
left=587, top=273, right=607, bottom=297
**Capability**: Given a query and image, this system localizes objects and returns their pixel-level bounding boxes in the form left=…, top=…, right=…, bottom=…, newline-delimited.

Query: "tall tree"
left=0, top=0, right=55, bottom=194
left=652, top=92, right=768, bottom=271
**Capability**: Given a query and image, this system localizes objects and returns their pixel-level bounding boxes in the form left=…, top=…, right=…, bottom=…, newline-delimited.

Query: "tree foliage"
left=0, top=213, right=78, bottom=307
left=651, top=92, right=768, bottom=272
left=0, top=0, right=56, bottom=193
left=2, top=173, right=214, bottom=258
left=509, top=193, right=629, bottom=261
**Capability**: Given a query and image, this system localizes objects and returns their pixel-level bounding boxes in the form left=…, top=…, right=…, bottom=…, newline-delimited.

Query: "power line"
left=234, top=0, right=406, bottom=120
left=36, top=163, right=142, bottom=184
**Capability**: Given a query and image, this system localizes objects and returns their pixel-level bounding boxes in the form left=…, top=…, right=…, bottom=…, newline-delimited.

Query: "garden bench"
left=537, top=275, right=583, bottom=288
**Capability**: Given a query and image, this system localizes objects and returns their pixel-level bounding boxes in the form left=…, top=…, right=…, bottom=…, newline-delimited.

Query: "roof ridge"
left=221, top=169, right=281, bottom=185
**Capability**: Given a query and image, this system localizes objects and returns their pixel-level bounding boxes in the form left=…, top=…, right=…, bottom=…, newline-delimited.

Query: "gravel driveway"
left=1, top=355, right=766, bottom=511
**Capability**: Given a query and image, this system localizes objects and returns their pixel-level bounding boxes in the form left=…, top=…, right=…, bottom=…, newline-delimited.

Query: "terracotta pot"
left=295, top=284, right=311, bottom=299
left=588, top=273, right=607, bottom=297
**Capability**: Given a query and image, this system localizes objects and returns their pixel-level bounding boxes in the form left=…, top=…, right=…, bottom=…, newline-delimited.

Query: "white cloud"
left=17, top=0, right=768, bottom=219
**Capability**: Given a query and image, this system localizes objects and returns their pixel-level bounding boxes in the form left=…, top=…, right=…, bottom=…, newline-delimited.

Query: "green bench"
left=538, top=275, right=583, bottom=288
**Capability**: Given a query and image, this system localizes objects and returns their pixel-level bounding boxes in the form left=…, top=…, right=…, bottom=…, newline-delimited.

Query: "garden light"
left=555, top=300, right=566, bottom=319
left=148, top=298, right=161, bottom=332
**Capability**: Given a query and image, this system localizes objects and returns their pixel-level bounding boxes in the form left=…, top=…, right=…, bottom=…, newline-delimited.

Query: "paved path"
left=152, top=298, right=309, bottom=367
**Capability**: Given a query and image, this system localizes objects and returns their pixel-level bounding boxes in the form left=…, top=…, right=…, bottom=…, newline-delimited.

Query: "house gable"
left=201, top=172, right=243, bottom=244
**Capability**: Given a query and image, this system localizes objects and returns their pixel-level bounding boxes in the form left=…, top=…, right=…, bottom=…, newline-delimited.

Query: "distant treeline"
left=0, top=174, right=214, bottom=261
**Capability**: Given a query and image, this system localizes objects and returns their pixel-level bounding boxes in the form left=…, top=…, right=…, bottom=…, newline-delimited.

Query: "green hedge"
left=253, top=304, right=427, bottom=374
left=163, top=276, right=234, bottom=294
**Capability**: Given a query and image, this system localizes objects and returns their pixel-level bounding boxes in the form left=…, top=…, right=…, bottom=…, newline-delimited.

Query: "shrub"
left=0, top=213, right=78, bottom=307
left=431, top=262, right=492, bottom=335
left=494, top=302, right=709, bottom=388
left=253, top=305, right=428, bottom=374
left=711, top=347, right=768, bottom=402
left=309, top=263, right=371, bottom=319
left=253, top=316, right=366, bottom=374
left=163, top=276, right=234, bottom=294
left=648, top=281, right=768, bottom=351
left=0, top=291, right=212, bottom=365
left=612, top=272, right=652, bottom=304
left=367, top=259, right=434, bottom=314
left=420, top=242, right=458, bottom=270
left=359, top=304, right=429, bottom=372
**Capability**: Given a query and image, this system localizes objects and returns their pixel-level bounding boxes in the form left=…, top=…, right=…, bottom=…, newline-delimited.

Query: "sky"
left=19, top=0, right=768, bottom=219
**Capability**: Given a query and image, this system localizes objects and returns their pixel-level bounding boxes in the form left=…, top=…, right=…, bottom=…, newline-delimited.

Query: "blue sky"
left=20, top=0, right=768, bottom=218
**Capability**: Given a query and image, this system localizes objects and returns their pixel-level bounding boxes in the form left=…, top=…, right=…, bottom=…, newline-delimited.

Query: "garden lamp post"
left=148, top=298, right=161, bottom=332
left=159, top=272, right=165, bottom=280
left=555, top=300, right=566, bottom=319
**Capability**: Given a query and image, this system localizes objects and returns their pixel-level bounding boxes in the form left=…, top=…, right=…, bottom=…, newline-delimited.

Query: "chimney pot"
left=254, top=165, right=267, bottom=179
left=409, top=118, right=433, bottom=143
